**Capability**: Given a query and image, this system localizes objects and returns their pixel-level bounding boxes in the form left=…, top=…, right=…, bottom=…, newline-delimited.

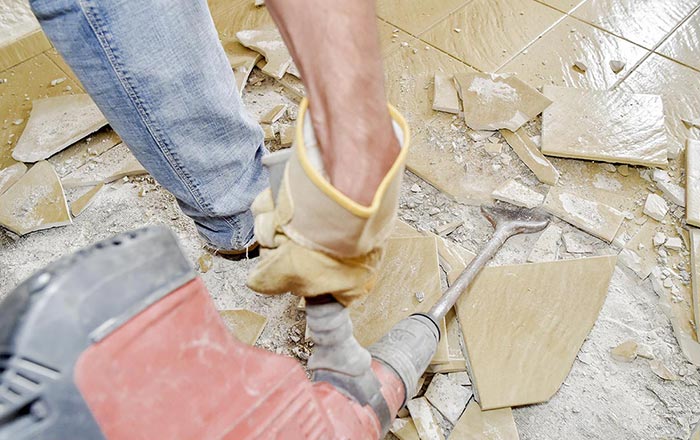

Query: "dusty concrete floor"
left=1, top=73, right=699, bottom=439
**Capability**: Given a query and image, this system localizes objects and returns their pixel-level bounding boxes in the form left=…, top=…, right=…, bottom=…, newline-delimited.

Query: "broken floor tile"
left=620, top=220, right=660, bottom=279
left=433, top=73, right=460, bottom=114
left=691, top=229, right=700, bottom=339
left=656, top=179, right=685, bottom=207
left=562, top=232, right=594, bottom=254
left=491, top=179, right=544, bottom=209
left=435, top=220, right=463, bottom=237
left=236, top=28, right=292, bottom=79
left=527, top=223, right=562, bottom=263
left=453, top=72, right=552, bottom=132
left=610, top=60, right=626, bottom=73
left=406, top=397, right=444, bottom=440
left=12, top=94, right=108, bottom=163
left=0, top=161, right=72, bottom=235
left=541, top=86, right=668, bottom=167
left=280, top=125, right=294, bottom=147
left=47, top=128, right=122, bottom=177
left=218, top=309, right=267, bottom=345
left=611, top=340, right=638, bottom=362
left=665, top=236, right=683, bottom=250
left=390, top=417, right=420, bottom=440
left=448, top=401, right=518, bottom=440
left=643, top=193, right=669, bottom=221
left=688, top=140, right=700, bottom=227
left=456, top=255, right=617, bottom=409
left=70, top=183, right=103, bottom=217
left=262, top=124, right=275, bottom=141
left=427, top=359, right=468, bottom=374
left=222, top=38, right=263, bottom=96
left=0, top=162, right=27, bottom=195
left=61, top=143, right=147, bottom=188
left=198, top=253, right=214, bottom=273
left=501, top=128, right=559, bottom=186
left=543, top=187, right=624, bottom=243
left=448, top=371, right=471, bottom=387
left=424, top=373, right=472, bottom=424
left=649, top=360, right=678, bottom=381
left=260, top=104, right=287, bottom=124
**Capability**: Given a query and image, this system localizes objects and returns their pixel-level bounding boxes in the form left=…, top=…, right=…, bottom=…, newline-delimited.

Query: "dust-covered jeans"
left=29, top=0, right=268, bottom=250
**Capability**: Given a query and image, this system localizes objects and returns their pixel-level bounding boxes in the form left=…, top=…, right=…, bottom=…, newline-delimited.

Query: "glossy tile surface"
left=541, top=86, right=669, bottom=167
left=691, top=229, right=700, bottom=339
left=535, top=0, right=587, bottom=13
left=456, top=255, right=617, bottom=410
left=499, top=17, right=649, bottom=90
left=657, top=8, right=700, bottom=71
left=376, top=0, right=469, bottom=36
left=422, top=0, right=563, bottom=72
left=543, top=187, right=625, bottom=242
left=688, top=140, right=700, bottom=227
left=572, top=0, right=697, bottom=49
left=433, top=73, right=461, bottom=114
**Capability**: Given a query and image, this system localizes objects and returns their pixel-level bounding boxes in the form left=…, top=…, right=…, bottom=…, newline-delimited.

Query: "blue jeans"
left=30, top=0, right=268, bottom=250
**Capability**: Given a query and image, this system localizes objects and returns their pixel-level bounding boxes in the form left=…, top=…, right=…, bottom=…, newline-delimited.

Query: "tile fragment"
left=501, top=128, right=559, bottom=186
left=449, top=401, right=518, bottom=440
left=665, top=237, right=683, bottom=250
left=448, top=372, right=471, bottom=387
left=688, top=140, right=700, bottom=227
left=198, top=253, right=214, bottom=273
left=562, top=232, right=594, bottom=254
left=262, top=124, right=276, bottom=141
left=649, top=360, right=678, bottom=381
left=260, top=104, right=287, bottom=124
left=455, top=255, right=617, bottom=409
left=527, top=223, right=561, bottom=263
left=0, top=162, right=27, bottom=195
left=390, top=417, right=420, bottom=440
left=236, top=28, right=292, bottom=79
left=643, top=193, right=669, bottom=221
left=12, top=95, right=107, bottom=163
left=691, top=229, right=700, bottom=339
left=573, top=60, right=587, bottom=73
left=218, top=309, right=267, bottom=345
left=432, top=73, right=460, bottom=114
left=609, top=60, right=626, bottom=73
left=62, top=143, right=147, bottom=188
left=610, top=340, right=637, bottom=362
left=453, top=72, right=552, bottom=131
left=70, top=183, right=104, bottom=217
left=491, top=179, right=544, bottom=209
left=543, top=187, right=624, bottom=242
left=424, top=374, right=472, bottom=424
left=541, top=86, right=668, bottom=167
left=406, top=397, right=444, bottom=440
left=0, top=161, right=72, bottom=235
left=657, top=180, right=686, bottom=207
left=620, top=220, right=659, bottom=279
left=280, top=125, right=295, bottom=147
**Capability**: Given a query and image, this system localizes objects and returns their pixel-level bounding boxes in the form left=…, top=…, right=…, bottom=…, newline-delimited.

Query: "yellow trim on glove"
left=294, top=98, right=410, bottom=219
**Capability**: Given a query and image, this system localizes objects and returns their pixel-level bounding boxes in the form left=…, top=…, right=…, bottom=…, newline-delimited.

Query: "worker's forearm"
left=265, top=0, right=400, bottom=206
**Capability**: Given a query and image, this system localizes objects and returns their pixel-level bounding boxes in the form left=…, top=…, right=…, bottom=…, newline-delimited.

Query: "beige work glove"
left=247, top=98, right=410, bottom=306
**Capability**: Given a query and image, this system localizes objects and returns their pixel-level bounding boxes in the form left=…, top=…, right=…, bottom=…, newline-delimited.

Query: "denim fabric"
left=29, top=0, right=268, bottom=250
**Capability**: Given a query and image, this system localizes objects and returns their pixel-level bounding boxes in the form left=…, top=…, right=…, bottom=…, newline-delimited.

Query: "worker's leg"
left=265, top=1, right=399, bottom=206
left=29, top=0, right=267, bottom=251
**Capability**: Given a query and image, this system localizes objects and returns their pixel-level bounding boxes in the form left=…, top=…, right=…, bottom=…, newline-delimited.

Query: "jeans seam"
left=76, top=0, right=243, bottom=245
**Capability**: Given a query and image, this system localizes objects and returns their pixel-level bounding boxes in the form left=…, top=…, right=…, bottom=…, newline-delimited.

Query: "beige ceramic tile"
left=456, top=255, right=617, bottom=409
left=222, top=40, right=262, bottom=96
left=390, top=417, right=421, bottom=440
left=376, top=19, right=417, bottom=56
left=218, top=309, right=268, bottom=345
left=436, top=236, right=475, bottom=285
left=260, top=104, right=287, bottom=124
left=62, top=143, right=147, bottom=188
left=535, top=0, right=587, bottom=13
left=541, top=86, right=669, bottom=167
left=421, top=0, right=563, bottom=72
left=12, top=94, right=108, bottom=163
left=691, top=228, right=700, bottom=337
left=449, top=401, right=518, bottom=440
left=617, top=55, right=700, bottom=158
left=0, top=162, right=26, bottom=195
left=208, top=0, right=274, bottom=41
left=433, top=73, right=461, bottom=114
left=236, top=28, right=292, bottom=79
left=491, top=178, right=545, bottom=209
left=0, top=161, right=72, bottom=235
left=688, top=140, right=700, bottom=227
left=498, top=16, right=649, bottom=90
left=453, top=72, right=552, bottom=131
left=501, top=128, right=559, bottom=185
left=376, top=0, right=469, bottom=36
left=0, top=53, right=83, bottom=170
left=572, top=0, right=697, bottom=49
left=70, top=183, right=104, bottom=217
left=406, top=397, right=445, bottom=440
left=657, top=9, right=700, bottom=71
left=425, top=373, right=472, bottom=424
left=47, top=127, right=122, bottom=177
left=527, top=223, right=562, bottom=263
left=0, top=0, right=41, bottom=46
left=543, top=187, right=625, bottom=242
left=619, top=220, right=660, bottom=279
left=0, top=30, right=52, bottom=72
left=427, top=359, right=468, bottom=374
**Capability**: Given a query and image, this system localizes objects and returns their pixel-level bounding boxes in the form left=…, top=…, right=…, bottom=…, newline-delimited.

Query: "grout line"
left=415, top=0, right=477, bottom=38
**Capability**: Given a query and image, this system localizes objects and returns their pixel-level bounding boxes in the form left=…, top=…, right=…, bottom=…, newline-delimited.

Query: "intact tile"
left=406, top=397, right=444, bottom=440
left=260, top=104, right=287, bottom=124
left=421, top=0, right=563, bottom=72
left=657, top=10, right=700, bottom=72
left=527, top=223, right=562, bottom=263
left=572, top=0, right=697, bottom=49
left=390, top=417, right=421, bottom=440
left=448, top=401, right=519, bottom=440
left=453, top=72, right=551, bottom=131
left=501, top=128, right=559, bottom=185
left=541, top=86, right=668, bottom=167
left=208, top=0, right=274, bottom=41
left=0, top=161, right=72, bottom=235
left=70, top=183, right=104, bottom=217
left=456, top=255, right=617, bottom=409
left=0, top=1, right=49, bottom=71
left=543, top=187, right=625, bottom=242
left=424, top=374, right=472, bottom=424
left=492, top=179, right=545, bottom=209
left=0, top=162, right=26, bottom=195
left=236, top=28, right=292, bottom=79
left=433, top=73, right=460, bottom=114
left=498, top=17, right=649, bottom=90
left=376, top=0, right=468, bottom=36
left=62, top=143, right=147, bottom=188
left=535, top=0, right=587, bottom=13
left=218, top=309, right=267, bottom=345
left=12, top=95, right=108, bottom=163
left=688, top=140, right=700, bottom=227
left=376, top=19, right=416, bottom=56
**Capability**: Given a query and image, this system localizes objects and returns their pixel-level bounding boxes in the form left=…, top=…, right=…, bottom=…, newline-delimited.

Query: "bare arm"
left=265, top=0, right=400, bottom=206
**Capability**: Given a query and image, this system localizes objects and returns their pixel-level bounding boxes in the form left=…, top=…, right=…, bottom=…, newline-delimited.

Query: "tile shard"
left=456, top=255, right=617, bottom=409
left=236, top=28, right=292, bottom=79
left=611, top=340, right=638, bottom=362
left=527, top=223, right=562, bottom=263
left=543, top=187, right=624, bottom=243
left=70, top=183, right=104, bottom=217
left=688, top=140, right=700, bottom=227
left=643, top=193, right=669, bottom=221
left=541, top=86, right=669, bottom=167
left=501, top=128, right=560, bottom=186
left=61, top=143, right=147, bottom=188
left=390, top=417, right=421, bottom=440
left=424, top=374, right=472, bottom=424
left=0, top=161, right=72, bottom=235
left=218, top=309, right=267, bottom=345
left=609, top=60, right=626, bottom=74
left=0, top=162, right=27, bottom=195
left=433, top=73, right=460, bottom=114
left=449, top=401, right=519, bottom=440
left=649, top=360, right=678, bottom=381
left=562, top=232, right=594, bottom=254
left=491, top=179, right=544, bottom=209
left=260, top=104, right=287, bottom=124
left=12, top=95, right=108, bottom=163
left=406, top=397, right=445, bottom=440
left=453, top=72, right=552, bottom=131
left=691, top=229, right=700, bottom=343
